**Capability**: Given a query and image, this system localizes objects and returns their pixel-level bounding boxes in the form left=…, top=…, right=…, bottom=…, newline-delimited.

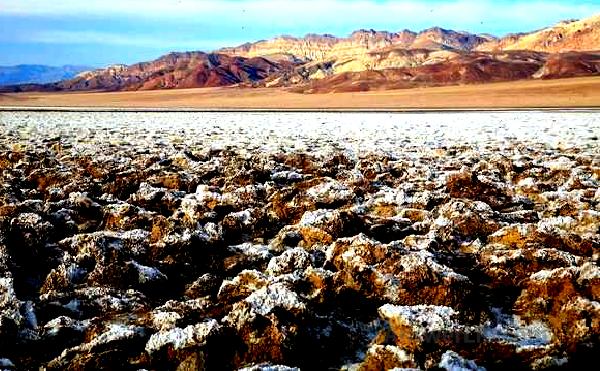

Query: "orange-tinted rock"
left=222, top=283, right=307, bottom=365
left=446, top=168, right=514, bottom=210
left=378, top=304, right=461, bottom=352
left=477, top=246, right=580, bottom=287
left=514, top=263, right=600, bottom=349
left=357, top=344, right=417, bottom=370
left=327, top=234, right=473, bottom=310
left=428, top=199, right=502, bottom=245
left=487, top=221, right=598, bottom=256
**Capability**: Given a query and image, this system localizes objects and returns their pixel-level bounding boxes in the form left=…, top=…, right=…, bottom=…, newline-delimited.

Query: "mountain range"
left=3, top=13, right=600, bottom=93
left=0, top=65, right=92, bottom=86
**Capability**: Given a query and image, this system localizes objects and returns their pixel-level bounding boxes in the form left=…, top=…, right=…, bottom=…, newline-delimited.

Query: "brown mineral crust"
left=487, top=223, right=598, bottom=257
left=149, top=215, right=172, bottom=243
left=326, top=235, right=475, bottom=313
left=514, top=264, right=600, bottom=350
left=357, top=344, right=418, bottom=370
left=102, top=203, right=154, bottom=232
left=445, top=168, right=515, bottom=210
left=477, top=245, right=581, bottom=288
left=428, top=199, right=503, bottom=245
left=295, top=227, right=335, bottom=249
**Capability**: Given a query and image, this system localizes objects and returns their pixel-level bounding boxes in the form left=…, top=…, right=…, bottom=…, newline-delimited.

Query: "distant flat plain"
left=1, top=76, right=600, bottom=110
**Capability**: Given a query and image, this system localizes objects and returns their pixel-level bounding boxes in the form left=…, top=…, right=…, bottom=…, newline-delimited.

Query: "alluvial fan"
left=0, top=111, right=598, bottom=370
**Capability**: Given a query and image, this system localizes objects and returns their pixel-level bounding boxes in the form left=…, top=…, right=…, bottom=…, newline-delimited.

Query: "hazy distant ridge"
left=0, top=65, right=92, bottom=86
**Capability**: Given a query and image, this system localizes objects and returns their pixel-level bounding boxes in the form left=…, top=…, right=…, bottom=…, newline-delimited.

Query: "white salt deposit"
left=1, top=111, right=598, bottom=157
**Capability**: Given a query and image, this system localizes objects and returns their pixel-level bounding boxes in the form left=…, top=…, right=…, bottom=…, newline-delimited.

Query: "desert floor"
left=1, top=76, right=600, bottom=110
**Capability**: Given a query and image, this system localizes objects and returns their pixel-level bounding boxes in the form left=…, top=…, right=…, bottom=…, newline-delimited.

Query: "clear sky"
left=1, top=0, right=599, bottom=67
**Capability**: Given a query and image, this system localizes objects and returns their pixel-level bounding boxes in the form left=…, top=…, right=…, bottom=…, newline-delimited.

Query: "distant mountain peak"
left=0, top=64, right=93, bottom=86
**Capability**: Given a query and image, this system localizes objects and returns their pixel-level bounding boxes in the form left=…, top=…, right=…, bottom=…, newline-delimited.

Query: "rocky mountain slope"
left=288, top=51, right=600, bottom=93
left=0, top=65, right=91, bottom=86
left=5, top=52, right=298, bottom=92
left=3, top=13, right=600, bottom=94
left=477, top=14, right=600, bottom=53
left=219, top=27, right=492, bottom=61
left=68, top=52, right=296, bottom=91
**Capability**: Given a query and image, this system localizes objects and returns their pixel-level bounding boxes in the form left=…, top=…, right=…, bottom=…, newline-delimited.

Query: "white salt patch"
left=145, top=319, right=220, bottom=354
left=483, top=308, right=553, bottom=348
left=245, top=284, right=306, bottom=316
left=2, top=111, right=598, bottom=159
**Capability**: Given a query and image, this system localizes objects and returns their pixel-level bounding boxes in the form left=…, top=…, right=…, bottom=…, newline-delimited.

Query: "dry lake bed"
left=0, top=111, right=598, bottom=370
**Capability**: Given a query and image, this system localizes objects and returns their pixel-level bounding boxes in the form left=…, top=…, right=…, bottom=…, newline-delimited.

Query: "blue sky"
left=1, top=0, right=599, bottom=67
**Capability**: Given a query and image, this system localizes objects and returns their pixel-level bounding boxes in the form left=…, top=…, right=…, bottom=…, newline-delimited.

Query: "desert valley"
left=1, top=14, right=600, bottom=108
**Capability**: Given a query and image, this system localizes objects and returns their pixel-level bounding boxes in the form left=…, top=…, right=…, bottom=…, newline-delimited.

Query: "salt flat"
left=0, top=110, right=599, bottom=370
left=1, top=111, right=599, bottom=155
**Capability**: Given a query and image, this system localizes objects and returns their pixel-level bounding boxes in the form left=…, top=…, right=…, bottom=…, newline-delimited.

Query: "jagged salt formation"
left=0, top=111, right=598, bottom=370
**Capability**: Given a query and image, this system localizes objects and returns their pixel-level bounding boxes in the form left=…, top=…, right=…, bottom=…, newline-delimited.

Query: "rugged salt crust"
left=0, top=111, right=598, bottom=370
